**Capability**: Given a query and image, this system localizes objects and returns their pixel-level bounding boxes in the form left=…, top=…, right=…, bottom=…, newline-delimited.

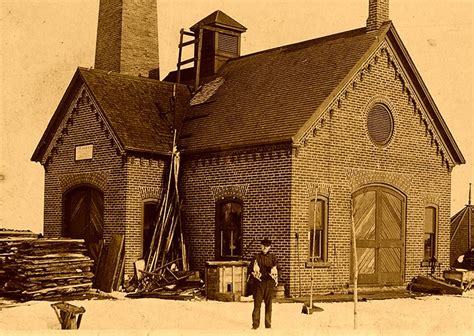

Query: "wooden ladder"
left=176, top=28, right=203, bottom=91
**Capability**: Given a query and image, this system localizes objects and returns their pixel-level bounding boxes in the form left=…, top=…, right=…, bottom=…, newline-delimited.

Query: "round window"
left=367, top=103, right=394, bottom=146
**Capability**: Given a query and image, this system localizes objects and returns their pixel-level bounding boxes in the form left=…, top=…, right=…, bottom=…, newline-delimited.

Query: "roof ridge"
left=227, top=26, right=371, bottom=63
left=77, top=67, right=189, bottom=89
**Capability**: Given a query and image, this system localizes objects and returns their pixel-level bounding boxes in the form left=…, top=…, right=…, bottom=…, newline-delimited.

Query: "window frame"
left=366, top=103, right=395, bottom=147
left=215, top=198, right=244, bottom=260
left=142, top=199, right=159, bottom=261
left=423, top=205, right=438, bottom=261
left=308, top=196, right=329, bottom=263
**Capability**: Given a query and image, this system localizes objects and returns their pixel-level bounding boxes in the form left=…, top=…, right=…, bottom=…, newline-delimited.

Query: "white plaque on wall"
left=75, top=144, right=93, bottom=161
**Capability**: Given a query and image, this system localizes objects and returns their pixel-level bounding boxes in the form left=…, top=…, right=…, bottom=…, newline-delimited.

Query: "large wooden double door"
left=352, top=186, right=405, bottom=285
left=63, top=186, right=104, bottom=261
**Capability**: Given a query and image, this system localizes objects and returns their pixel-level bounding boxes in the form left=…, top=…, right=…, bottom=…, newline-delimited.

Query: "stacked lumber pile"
left=0, top=228, right=39, bottom=287
left=0, top=228, right=39, bottom=238
left=0, top=238, right=94, bottom=301
left=0, top=237, right=36, bottom=287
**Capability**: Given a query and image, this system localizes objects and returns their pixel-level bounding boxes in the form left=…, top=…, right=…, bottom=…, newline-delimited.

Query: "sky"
left=0, top=0, right=473, bottom=234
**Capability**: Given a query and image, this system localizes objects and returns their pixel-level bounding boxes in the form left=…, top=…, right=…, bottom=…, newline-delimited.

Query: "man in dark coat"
left=249, top=238, right=278, bottom=329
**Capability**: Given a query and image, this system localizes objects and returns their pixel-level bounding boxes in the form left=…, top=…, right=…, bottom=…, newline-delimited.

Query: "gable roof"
left=179, top=22, right=465, bottom=165
left=384, top=27, right=465, bottom=165
left=32, top=68, right=191, bottom=162
left=451, top=205, right=474, bottom=242
left=190, top=10, right=247, bottom=32
left=179, top=26, right=383, bottom=152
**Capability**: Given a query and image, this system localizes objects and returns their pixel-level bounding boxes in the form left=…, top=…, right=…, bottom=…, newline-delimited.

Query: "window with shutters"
left=215, top=199, right=243, bottom=259
left=218, top=33, right=238, bottom=54
left=424, top=206, right=438, bottom=261
left=367, top=103, right=394, bottom=146
left=308, top=197, right=328, bottom=261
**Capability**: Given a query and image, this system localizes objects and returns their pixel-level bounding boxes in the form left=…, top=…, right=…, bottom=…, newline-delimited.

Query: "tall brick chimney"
left=366, top=0, right=390, bottom=31
left=94, top=0, right=160, bottom=78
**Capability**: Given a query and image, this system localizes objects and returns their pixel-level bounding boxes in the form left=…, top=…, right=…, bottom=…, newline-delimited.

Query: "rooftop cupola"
left=94, top=0, right=160, bottom=78
left=190, top=10, right=246, bottom=78
left=366, top=0, right=390, bottom=31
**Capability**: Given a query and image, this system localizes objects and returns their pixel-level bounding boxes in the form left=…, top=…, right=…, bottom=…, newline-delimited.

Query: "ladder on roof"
left=176, top=28, right=203, bottom=91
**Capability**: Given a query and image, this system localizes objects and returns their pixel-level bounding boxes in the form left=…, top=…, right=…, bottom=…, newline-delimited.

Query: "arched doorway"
left=63, top=185, right=104, bottom=261
left=352, top=185, right=405, bottom=285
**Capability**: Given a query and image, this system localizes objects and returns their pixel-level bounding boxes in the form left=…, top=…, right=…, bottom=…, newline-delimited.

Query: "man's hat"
left=261, top=238, right=272, bottom=246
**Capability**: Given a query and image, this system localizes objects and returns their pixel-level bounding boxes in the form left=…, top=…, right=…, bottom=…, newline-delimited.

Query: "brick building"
left=32, top=0, right=465, bottom=295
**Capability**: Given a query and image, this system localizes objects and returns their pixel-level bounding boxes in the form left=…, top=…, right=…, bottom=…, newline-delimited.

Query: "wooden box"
left=443, top=269, right=474, bottom=289
left=205, top=261, right=250, bottom=301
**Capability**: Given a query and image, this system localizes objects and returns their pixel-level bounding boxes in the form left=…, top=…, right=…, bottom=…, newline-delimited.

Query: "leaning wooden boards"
left=95, top=234, right=125, bottom=293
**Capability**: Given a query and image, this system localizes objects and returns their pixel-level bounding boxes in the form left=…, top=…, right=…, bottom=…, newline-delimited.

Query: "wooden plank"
left=23, top=282, right=92, bottom=295
left=93, top=242, right=107, bottom=288
left=98, top=234, right=124, bottom=293
left=178, top=58, right=195, bottom=66
left=26, top=239, right=86, bottom=244
left=179, top=39, right=195, bottom=48
left=22, top=253, right=87, bottom=259
left=412, top=275, right=463, bottom=295
left=113, top=248, right=125, bottom=291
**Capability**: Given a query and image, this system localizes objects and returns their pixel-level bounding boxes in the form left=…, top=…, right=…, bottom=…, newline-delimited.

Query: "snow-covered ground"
left=0, top=292, right=473, bottom=335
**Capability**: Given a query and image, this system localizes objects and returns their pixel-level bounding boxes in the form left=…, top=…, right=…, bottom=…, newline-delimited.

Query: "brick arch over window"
left=210, top=184, right=250, bottom=201
left=346, top=168, right=412, bottom=195
left=59, top=171, right=110, bottom=193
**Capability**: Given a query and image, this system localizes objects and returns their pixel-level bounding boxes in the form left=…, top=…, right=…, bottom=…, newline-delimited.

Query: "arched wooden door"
left=352, top=185, right=405, bottom=285
left=63, top=186, right=104, bottom=261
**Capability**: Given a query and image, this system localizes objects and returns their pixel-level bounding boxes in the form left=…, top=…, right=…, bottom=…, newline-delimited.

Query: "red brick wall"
left=43, top=86, right=126, bottom=242
left=181, top=42, right=454, bottom=296
left=42, top=39, right=455, bottom=294
left=289, top=42, right=452, bottom=295
left=95, top=0, right=122, bottom=73
left=367, top=0, right=390, bottom=31
left=180, top=146, right=293, bottom=284
left=42, top=85, right=167, bottom=277
left=124, top=155, right=167, bottom=275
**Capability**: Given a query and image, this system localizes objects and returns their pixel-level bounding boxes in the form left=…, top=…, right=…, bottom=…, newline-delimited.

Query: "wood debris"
left=0, top=238, right=94, bottom=301
left=407, top=275, right=464, bottom=295
left=94, top=234, right=125, bottom=293
left=136, top=131, right=190, bottom=294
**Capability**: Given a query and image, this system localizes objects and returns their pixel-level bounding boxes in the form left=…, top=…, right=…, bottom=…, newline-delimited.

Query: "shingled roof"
left=32, top=69, right=191, bottom=161
left=178, top=22, right=465, bottom=166
left=179, top=26, right=382, bottom=152
left=190, top=10, right=246, bottom=32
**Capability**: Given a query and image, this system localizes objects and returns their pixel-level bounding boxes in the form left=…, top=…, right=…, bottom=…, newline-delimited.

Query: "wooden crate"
left=443, top=269, right=474, bottom=289
left=205, top=261, right=250, bottom=301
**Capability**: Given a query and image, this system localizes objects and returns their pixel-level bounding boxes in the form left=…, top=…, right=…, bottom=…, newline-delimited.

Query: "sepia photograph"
left=0, top=0, right=473, bottom=334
